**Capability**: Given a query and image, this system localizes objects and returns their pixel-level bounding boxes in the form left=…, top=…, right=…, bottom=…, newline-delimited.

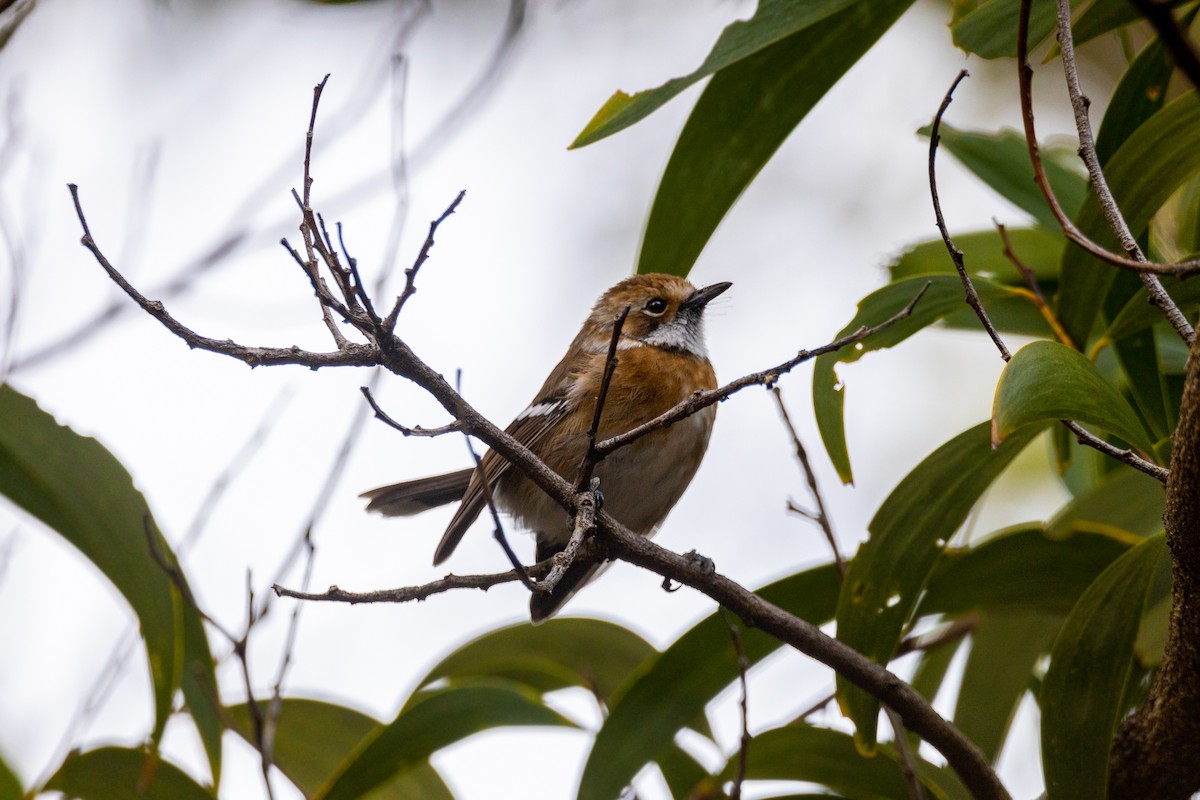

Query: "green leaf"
left=415, top=618, right=654, bottom=703
left=813, top=276, right=1024, bottom=483
left=992, top=340, right=1157, bottom=454
left=1073, top=0, right=1193, bottom=50
left=1094, top=25, right=1178, bottom=165
left=227, top=698, right=452, bottom=800
left=1057, top=92, right=1200, bottom=348
left=1103, top=272, right=1200, bottom=344
left=0, top=754, right=20, bottom=800
left=579, top=564, right=841, bottom=800
left=836, top=421, right=1045, bottom=750
left=0, top=386, right=219, bottom=776
left=1048, top=466, right=1165, bottom=540
left=923, top=124, right=1087, bottom=227
left=1041, top=534, right=1167, bottom=799
left=954, top=613, right=1060, bottom=763
left=888, top=226, right=1064, bottom=284
left=952, top=0, right=1058, bottom=59
left=720, top=724, right=969, bottom=800
left=655, top=743, right=714, bottom=800
left=920, top=526, right=1131, bottom=617
left=45, top=747, right=214, bottom=800
left=315, top=682, right=575, bottom=800
left=570, top=0, right=859, bottom=148
left=635, top=0, right=914, bottom=277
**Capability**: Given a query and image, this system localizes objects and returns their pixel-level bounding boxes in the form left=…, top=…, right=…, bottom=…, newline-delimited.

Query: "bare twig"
left=928, top=69, right=1010, bottom=360
left=384, top=189, right=466, bottom=331
left=720, top=608, right=752, bottom=800
left=573, top=305, right=630, bottom=491
left=1014, top=0, right=1200, bottom=285
left=360, top=385, right=463, bottom=437
left=539, top=487, right=599, bottom=595
left=1050, top=0, right=1194, bottom=343
left=773, top=388, right=844, bottom=578
left=887, top=707, right=927, bottom=800
left=928, top=65, right=1169, bottom=485
left=596, top=283, right=931, bottom=459
left=995, top=221, right=1075, bottom=348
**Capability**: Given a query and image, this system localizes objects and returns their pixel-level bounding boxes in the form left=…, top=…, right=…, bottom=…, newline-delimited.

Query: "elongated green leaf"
left=1042, top=534, right=1166, bottom=800
left=1103, top=273, right=1200, bottom=344
left=0, top=386, right=219, bottom=777
left=952, top=0, right=1058, bottom=58
left=316, top=683, right=574, bottom=800
left=227, top=698, right=452, bottom=800
left=992, top=340, right=1157, bottom=454
left=721, top=724, right=969, bottom=800
left=813, top=276, right=1024, bottom=483
left=571, top=0, right=858, bottom=148
left=579, top=564, right=841, bottom=800
left=1057, top=92, right=1200, bottom=348
left=1047, top=466, right=1165, bottom=540
left=45, top=748, right=214, bottom=800
left=954, top=613, right=1060, bottom=763
left=0, top=755, right=19, bottom=800
left=888, top=227, right=1064, bottom=284
left=636, top=0, right=913, bottom=276
left=416, top=618, right=654, bottom=703
left=1094, top=26, right=1177, bottom=165
left=920, top=526, right=1131, bottom=617
left=907, top=634, right=965, bottom=751
left=837, top=421, right=1045, bottom=750
left=924, top=124, right=1087, bottom=228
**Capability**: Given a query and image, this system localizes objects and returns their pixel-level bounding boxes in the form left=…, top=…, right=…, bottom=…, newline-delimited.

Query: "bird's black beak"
left=681, top=281, right=732, bottom=311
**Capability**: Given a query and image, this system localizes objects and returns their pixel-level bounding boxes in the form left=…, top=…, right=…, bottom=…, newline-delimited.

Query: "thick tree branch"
left=1109, top=335, right=1200, bottom=798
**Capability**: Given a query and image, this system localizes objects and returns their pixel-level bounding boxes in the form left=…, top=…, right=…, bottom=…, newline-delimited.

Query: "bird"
left=362, top=273, right=730, bottom=622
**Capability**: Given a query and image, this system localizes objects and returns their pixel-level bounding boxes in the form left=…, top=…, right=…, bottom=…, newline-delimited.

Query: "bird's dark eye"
left=644, top=297, right=668, bottom=316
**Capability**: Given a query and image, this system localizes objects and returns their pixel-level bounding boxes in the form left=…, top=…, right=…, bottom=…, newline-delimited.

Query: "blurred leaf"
left=227, top=698, right=452, bottom=800
left=952, top=0, right=1058, bottom=58
left=720, top=723, right=969, bottom=800
left=1112, top=330, right=1172, bottom=440
left=579, top=564, right=841, bottom=800
left=0, top=386, right=219, bottom=776
left=1094, top=24, right=1177, bottom=165
left=992, top=341, right=1157, bottom=454
left=415, top=618, right=654, bottom=703
left=920, top=526, right=1131, bottom=617
left=570, top=0, right=859, bottom=148
left=0, top=754, right=19, bottom=800
left=1102, top=274, right=1200, bottom=344
left=954, top=613, right=1060, bottom=763
left=941, top=294, right=1056, bottom=337
left=316, top=683, right=575, bottom=800
left=45, top=747, right=214, bottom=800
left=1135, top=594, right=1171, bottom=668
left=655, top=743, right=713, bottom=800
left=813, top=276, right=1023, bottom=483
left=1057, top=92, right=1200, bottom=348
left=922, top=124, right=1087, bottom=227
left=635, top=0, right=913, bottom=276
left=1042, top=534, right=1167, bottom=799
left=1074, top=0, right=1194, bottom=49
left=837, top=421, right=1045, bottom=751
left=1047, top=466, right=1165, bottom=539
left=888, top=226, right=1064, bottom=284
left=907, top=633, right=965, bottom=751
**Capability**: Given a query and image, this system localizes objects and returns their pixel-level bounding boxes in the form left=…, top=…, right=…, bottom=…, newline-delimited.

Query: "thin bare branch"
left=1125, top=0, right=1200, bottom=95
left=995, top=221, right=1076, bottom=348
left=887, top=708, right=927, bottom=800
left=360, top=385, right=463, bottom=437
left=720, top=608, right=752, bottom=800
left=928, top=69, right=1011, bottom=360
left=773, top=388, right=844, bottom=578
left=596, top=283, right=931, bottom=458
left=573, top=305, right=630, bottom=491
left=384, top=189, right=466, bottom=330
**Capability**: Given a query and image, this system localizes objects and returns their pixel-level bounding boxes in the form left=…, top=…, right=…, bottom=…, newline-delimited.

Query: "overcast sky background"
left=0, top=0, right=1124, bottom=797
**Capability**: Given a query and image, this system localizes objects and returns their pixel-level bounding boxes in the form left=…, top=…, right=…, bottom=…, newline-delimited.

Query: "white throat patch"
left=620, top=317, right=708, bottom=358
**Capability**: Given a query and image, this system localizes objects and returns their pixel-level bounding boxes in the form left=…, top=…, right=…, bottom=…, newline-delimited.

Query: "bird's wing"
left=432, top=352, right=579, bottom=564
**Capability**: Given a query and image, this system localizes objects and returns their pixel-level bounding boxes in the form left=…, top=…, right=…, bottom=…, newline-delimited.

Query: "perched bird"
left=363, top=273, right=729, bottom=621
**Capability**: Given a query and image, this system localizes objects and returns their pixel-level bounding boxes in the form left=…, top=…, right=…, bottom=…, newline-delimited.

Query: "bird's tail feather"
left=360, top=468, right=474, bottom=517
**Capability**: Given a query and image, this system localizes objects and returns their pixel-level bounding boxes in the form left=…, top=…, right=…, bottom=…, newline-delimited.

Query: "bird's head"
left=582, top=273, right=731, bottom=358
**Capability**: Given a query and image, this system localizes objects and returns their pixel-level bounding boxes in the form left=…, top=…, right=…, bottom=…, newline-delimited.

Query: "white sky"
left=0, top=0, right=1117, bottom=797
